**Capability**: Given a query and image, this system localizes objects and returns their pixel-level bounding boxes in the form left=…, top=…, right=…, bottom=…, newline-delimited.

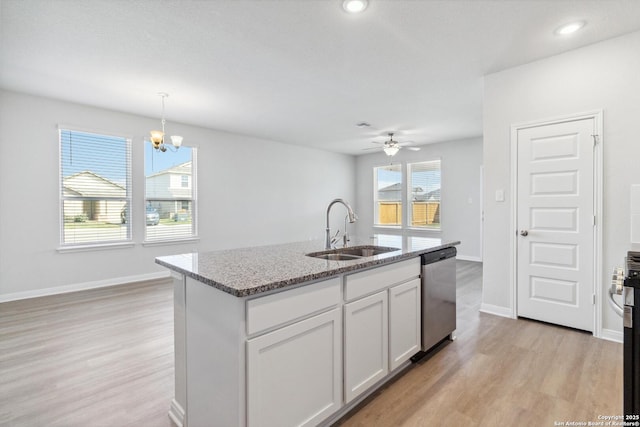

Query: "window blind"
left=144, top=142, right=197, bottom=242
left=408, top=160, right=441, bottom=229
left=59, top=129, right=132, bottom=246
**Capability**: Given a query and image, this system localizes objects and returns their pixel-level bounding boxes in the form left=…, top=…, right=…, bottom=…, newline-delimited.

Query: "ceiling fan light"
left=170, top=135, right=183, bottom=148
left=384, top=145, right=399, bottom=156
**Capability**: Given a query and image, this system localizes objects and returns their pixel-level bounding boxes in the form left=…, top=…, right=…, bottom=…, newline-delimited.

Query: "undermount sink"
left=306, top=245, right=400, bottom=261
left=311, top=253, right=363, bottom=261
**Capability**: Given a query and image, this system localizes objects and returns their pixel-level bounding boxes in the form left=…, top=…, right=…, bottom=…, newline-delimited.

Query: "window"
left=59, top=129, right=132, bottom=247
left=144, top=142, right=197, bottom=242
left=373, top=160, right=442, bottom=231
left=408, top=160, right=441, bottom=229
left=374, top=164, right=402, bottom=226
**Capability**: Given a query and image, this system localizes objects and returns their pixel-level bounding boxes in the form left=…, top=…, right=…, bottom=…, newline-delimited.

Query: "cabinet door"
left=389, top=278, right=421, bottom=371
left=246, top=309, right=342, bottom=427
left=344, top=291, right=389, bottom=403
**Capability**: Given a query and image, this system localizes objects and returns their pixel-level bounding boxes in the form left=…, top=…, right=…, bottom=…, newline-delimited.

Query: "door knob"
left=520, top=230, right=529, bottom=236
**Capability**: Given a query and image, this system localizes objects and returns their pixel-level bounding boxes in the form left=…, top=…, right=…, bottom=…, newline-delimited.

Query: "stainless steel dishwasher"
left=421, top=247, right=457, bottom=352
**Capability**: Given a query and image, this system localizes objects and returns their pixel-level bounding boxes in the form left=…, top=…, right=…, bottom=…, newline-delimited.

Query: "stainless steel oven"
left=612, top=252, right=640, bottom=417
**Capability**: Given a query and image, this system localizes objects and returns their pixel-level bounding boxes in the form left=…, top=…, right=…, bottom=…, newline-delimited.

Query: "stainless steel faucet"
left=325, top=198, right=357, bottom=249
left=343, top=213, right=358, bottom=246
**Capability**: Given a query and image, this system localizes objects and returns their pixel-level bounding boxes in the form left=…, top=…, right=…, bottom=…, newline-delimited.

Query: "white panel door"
left=517, top=118, right=595, bottom=331
left=246, top=308, right=342, bottom=427
left=344, top=291, right=389, bottom=403
left=389, top=278, right=421, bottom=371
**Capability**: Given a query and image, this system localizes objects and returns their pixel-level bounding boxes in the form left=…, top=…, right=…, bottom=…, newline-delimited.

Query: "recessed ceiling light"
left=343, top=0, right=368, bottom=14
left=555, top=21, right=586, bottom=36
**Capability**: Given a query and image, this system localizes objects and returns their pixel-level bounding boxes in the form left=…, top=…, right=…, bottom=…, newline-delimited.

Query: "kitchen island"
left=156, top=235, right=459, bottom=427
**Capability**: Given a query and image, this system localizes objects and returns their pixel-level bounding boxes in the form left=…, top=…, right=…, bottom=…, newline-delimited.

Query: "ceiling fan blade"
left=405, top=146, right=421, bottom=151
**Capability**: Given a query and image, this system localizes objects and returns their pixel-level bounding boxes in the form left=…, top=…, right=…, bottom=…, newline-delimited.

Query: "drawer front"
left=344, top=258, right=420, bottom=301
left=247, top=277, right=341, bottom=336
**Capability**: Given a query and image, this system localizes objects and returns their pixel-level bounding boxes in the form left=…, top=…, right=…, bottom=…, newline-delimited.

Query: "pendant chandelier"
left=150, top=92, right=183, bottom=152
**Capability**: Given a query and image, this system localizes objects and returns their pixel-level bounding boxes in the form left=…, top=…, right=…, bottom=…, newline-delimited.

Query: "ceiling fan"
left=363, top=132, right=421, bottom=156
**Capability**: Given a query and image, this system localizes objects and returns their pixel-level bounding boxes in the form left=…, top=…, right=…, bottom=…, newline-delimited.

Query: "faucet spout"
left=325, top=198, right=357, bottom=249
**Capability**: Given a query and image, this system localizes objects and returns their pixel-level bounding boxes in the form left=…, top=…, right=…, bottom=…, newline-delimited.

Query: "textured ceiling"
left=2, top=0, right=640, bottom=154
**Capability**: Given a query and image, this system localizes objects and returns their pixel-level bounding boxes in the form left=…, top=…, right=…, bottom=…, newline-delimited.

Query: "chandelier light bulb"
left=170, top=135, right=183, bottom=148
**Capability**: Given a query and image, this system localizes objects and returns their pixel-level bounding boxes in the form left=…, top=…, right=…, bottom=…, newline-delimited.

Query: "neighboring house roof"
left=63, top=171, right=126, bottom=198
left=378, top=182, right=402, bottom=201
left=414, top=188, right=441, bottom=201
left=379, top=183, right=440, bottom=201
left=147, top=161, right=192, bottom=179
left=379, top=182, right=402, bottom=193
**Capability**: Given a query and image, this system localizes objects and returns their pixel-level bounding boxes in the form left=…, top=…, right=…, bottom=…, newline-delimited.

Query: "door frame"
left=509, top=110, right=603, bottom=337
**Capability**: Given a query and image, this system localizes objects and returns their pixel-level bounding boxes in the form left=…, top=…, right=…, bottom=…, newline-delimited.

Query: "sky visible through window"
left=411, top=163, right=441, bottom=199
left=377, top=167, right=401, bottom=190
left=61, top=130, right=192, bottom=184
left=60, top=130, right=129, bottom=186
left=145, top=142, right=192, bottom=176
left=378, top=165, right=441, bottom=193
left=376, top=167, right=440, bottom=193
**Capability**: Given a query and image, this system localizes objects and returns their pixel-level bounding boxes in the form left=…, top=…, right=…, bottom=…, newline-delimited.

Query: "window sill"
left=406, top=226, right=441, bottom=232
left=142, top=237, right=200, bottom=247
left=57, top=242, right=135, bottom=253
left=372, top=226, right=442, bottom=234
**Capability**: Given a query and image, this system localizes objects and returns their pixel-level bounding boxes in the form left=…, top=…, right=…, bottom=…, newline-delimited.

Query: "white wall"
left=355, top=137, right=483, bottom=261
left=483, top=30, right=640, bottom=336
left=0, top=90, right=356, bottom=299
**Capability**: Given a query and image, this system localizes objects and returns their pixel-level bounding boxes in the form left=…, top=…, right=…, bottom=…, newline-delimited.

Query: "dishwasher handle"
left=422, top=247, right=457, bottom=265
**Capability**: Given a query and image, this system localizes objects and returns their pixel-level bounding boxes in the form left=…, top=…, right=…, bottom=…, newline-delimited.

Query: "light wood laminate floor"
left=0, top=280, right=175, bottom=427
left=0, top=261, right=622, bottom=426
left=336, top=261, right=623, bottom=426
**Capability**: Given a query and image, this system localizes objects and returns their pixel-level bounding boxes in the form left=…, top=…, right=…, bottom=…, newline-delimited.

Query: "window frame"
left=58, top=126, right=134, bottom=251
left=372, top=158, right=442, bottom=233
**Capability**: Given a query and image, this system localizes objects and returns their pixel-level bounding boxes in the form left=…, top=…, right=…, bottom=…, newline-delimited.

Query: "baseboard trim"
left=168, top=398, right=186, bottom=427
left=456, top=255, right=482, bottom=262
left=479, top=302, right=515, bottom=318
left=600, top=328, right=623, bottom=343
left=0, top=271, right=171, bottom=303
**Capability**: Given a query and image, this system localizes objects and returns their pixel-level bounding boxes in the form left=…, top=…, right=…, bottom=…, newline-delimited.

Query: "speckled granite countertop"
left=156, top=235, right=459, bottom=298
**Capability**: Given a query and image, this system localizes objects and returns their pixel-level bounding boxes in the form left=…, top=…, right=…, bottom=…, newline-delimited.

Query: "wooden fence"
left=377, top=201, right=440, bottom=226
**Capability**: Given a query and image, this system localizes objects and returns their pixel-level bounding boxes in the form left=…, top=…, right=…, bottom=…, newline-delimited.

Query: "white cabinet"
left=246, top=308, right=342, bottom=427
left=175, top=255, right=428, bottom=427
left=344, top=291, right=389, bottom=403
left=389, top=278, right=421, bottom=371
left=343, top=258, right=421, bottom=403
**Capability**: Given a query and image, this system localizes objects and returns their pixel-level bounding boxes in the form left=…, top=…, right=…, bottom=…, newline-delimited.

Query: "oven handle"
left=609, top=266, right=625, bottom=318
left=609, top=287, right=624, bottom=318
